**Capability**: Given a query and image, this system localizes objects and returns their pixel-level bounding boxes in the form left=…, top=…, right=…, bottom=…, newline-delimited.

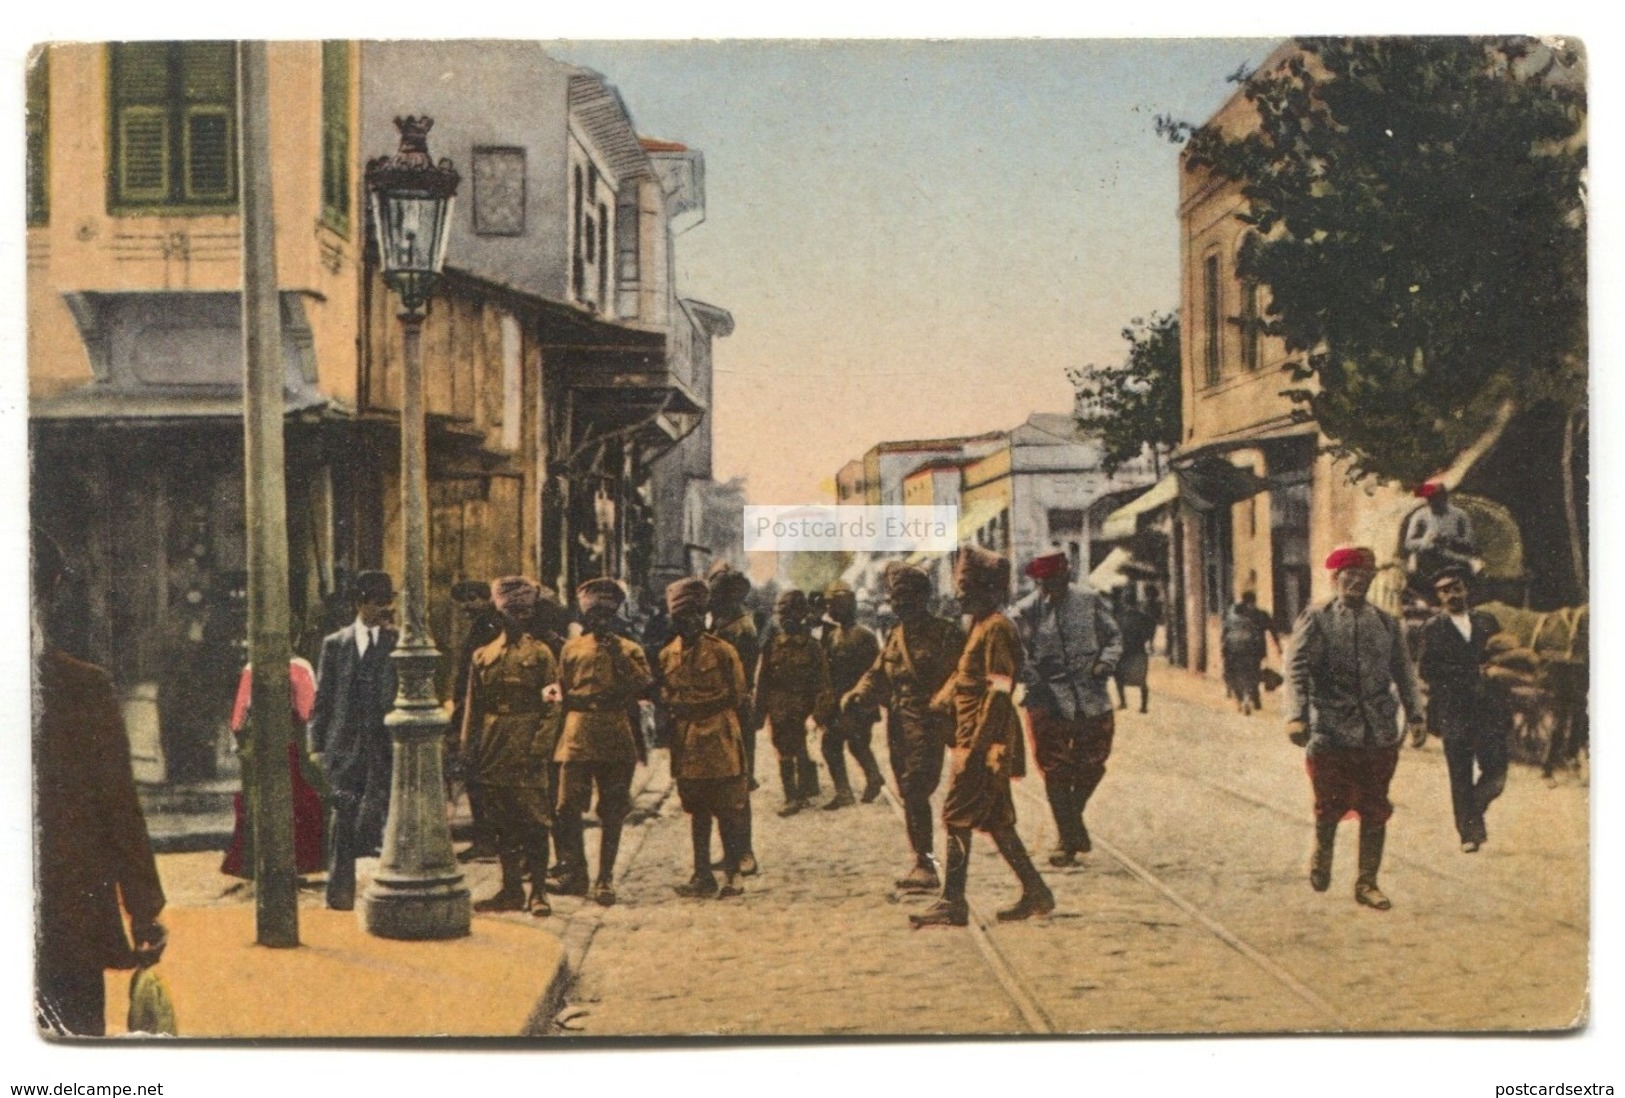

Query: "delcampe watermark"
left=742, top=506, right=958, bottom=553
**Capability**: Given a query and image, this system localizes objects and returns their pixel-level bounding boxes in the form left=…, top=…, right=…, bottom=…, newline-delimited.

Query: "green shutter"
left=108, top=41, right=236, bottom=210
left=184, top=105, right=232, bottom=200
left=119, top=105, right=170, bottom=201
left=321, top=41, right=350, bottom=233
left=114, top=42, right=171, bottom=104
left=180, top=42, right=235, bottom=103
left=26, top=48, right=48, bottom=225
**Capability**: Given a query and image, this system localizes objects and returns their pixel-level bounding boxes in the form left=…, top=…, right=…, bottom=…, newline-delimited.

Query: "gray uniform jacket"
left=1011, top=585, right=1123, bottom=721
left=1286, top=599, right=1424, bottom=752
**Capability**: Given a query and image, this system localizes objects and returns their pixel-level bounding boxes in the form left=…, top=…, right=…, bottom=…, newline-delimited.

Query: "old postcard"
left=17, top=28, right=1597, bottom=1072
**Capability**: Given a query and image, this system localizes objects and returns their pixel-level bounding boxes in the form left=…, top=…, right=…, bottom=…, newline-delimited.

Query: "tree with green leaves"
left=1070, top=311, right=1181, bottom=476
left=1162, top=36, right=1587, bottom=595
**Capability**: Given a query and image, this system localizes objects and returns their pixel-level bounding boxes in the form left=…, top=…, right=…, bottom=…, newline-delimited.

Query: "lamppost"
left=360, top=116, right=470, bottom=940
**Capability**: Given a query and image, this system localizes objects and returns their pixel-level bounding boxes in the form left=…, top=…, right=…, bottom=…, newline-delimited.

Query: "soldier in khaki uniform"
left=844, top=565, right=963, bottom=891
left=819, top=580, right=886, bottom=809
left=461, top=577, right=560, bottom=917
left=551, top=578, right=654, bottom=907
left=755, top=589, right=835, bottom=816
left=706, top=561, right=761, bottom=875
left=912, top=548, right=1054, bottom=928
left=660, top=577, right=750, bottom=898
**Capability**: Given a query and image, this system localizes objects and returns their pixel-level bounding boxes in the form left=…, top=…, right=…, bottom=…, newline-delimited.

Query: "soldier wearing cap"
left=1011, top=548, right=1123, bottom=868
left=551, top=577, right=654, bottom=906
left=706, top=561, right=761, bottom=875
left=912, top=547, right=1054, bottom=927
left=1287, top=546, right=1426, bottom=910
left=755, top=589, right=835, bottom=816
left=818, top=580, right=886, bottom=809
left=461, top=577, right=560, bottom=917
left=845, top=564, right=964, bottom=892
left=660, top=577, right=751, bottom=898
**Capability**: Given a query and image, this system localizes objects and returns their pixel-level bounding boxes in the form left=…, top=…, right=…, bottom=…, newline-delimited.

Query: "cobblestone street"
left=557, top=664, right=1589, bottom=1036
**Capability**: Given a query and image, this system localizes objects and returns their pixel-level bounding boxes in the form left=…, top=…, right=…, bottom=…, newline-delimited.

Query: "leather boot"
left=546, top=816, right=589, bottom=896
left=1045, top=782, right=1083, bottom=865
left=911, top=830, right=970, bottom=927
left=823, top=777, right=856, bottom=811
left=859, top=762, right=886, bottom=803
left=475, top=852, right=528, bottom=912
left=992, top=826, right=1056, bottom=921
left=797, top=752, right=821, bottom=802
left=1354, top=821, right=1392, bottom=910
left=1310, top=819, right=1337, bottom=892
left=777, top=759, right=802, bottom=816
left=895, top=854, right=941, bottom=892
left=678, top=814, right=718, bottom=896
left=593, top=819, right=624, bottom=906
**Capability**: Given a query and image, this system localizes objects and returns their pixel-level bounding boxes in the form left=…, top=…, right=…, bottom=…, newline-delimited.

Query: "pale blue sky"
left=551, top=39, right=1272, bottom=502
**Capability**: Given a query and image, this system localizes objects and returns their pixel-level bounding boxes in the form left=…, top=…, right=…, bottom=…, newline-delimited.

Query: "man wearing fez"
left=755, top=589, right=835, bottom=817
left=706, top=561, right=761, bottom=874
left=845, top=564, right=963, bottom=891
left=461, top=578, right=561, bottom=916
left=309, top=569, right=399, bottom=910
left=551, top=578, right=654, bottom=906
left=1287, top=546, right=1426, bottom=910
left=448, top=579, right=505, bottom=863
left=661, top=578, right=751, bottom=898
left=1011, top=549, right=1123, bottom=868
left=819, top=580, right=886, bottom=809
left=1403, top=481, right=1477, bottom=587
left=912, top=547, right=1054, bottom=927
left=1417, top=567, right=1508, bottom=853
left=34, top=531, right=167, bottom=1036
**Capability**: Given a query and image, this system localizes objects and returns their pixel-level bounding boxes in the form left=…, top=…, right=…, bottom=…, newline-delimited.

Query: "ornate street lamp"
left=360, top=116, right=470, bottom=940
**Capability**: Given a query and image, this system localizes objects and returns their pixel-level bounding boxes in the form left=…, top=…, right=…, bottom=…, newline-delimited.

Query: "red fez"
left=1324, top=546, right=1377, bottom=572
left=1415, top=482, right=1445, bottom=499
left=1024, top=550, right=1070, bottom=581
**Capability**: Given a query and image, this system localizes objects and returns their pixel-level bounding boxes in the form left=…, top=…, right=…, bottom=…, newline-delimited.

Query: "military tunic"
left=937, top=612, right=1026, bottom=833
left=849, top=614, right=963, bottom=798
left=756, top=632, right=834, bottom=757
left=463, top=633, right=560, bottom=791
left=660, top=633, right=750, bottom=814
left=555, top=632, right=654, bottom=824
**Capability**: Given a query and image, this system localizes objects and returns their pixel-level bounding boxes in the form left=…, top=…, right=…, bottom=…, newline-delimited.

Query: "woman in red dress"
left=220, top=657, right=328, bottom=878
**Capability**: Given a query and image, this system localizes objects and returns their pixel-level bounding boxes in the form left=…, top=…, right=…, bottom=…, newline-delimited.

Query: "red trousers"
left=1305, top=745, right=1399, bottom=825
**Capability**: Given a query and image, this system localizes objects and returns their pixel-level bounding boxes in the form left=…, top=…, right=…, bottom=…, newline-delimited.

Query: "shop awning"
left=956, top=498, right=1007, bottom=543
left=1176, top=455, right=1271, bottom=512
left=1088, top=546, right=1134, bottom=592
left=1101, top=473, right=1179, bottom=541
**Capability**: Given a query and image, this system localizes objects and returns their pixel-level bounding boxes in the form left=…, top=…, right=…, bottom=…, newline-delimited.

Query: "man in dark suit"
left=34, top=531, right=167, bottom=1036
left=309, top=570, right=399, bottom=910
left=1417, top=567, right=1509, bottom=853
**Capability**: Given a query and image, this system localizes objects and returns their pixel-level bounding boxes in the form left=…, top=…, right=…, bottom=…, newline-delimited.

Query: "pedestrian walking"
left=818, top=580, right=886, bottom=809
left=754, top=589, right=835, bottom=817
left=707, top=561, right=761, bottom=875
left=660, top=577, right=751, bottom=899
left=461, top=577, right=561, bottom=917
left=220, top=654, right=327, bottom=880
left=34, top=531, right=167, bottom=1036
left=1113, top=588, right=1155, bottom=714
left=1287, top=546, right=1427, bottom=911
left=911, top=547, right=1054, bottom=927
left=844, top=564, right=963, bottom=892
left=1011, top=549, right=1122, bottom=867
left=1221, top=590, right=1279, bottom=715
left=1416, top=567, right=1509, bottom=853
left=308, top=570, right=399, bottom=910
left=551, top=578, right=654, bottom=907
left=1403, top=482, right=1478, bottom=591
left=447, top=579, right=504, bottom=863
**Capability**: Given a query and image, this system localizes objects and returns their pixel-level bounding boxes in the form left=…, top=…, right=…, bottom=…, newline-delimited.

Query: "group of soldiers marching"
left=381, top=524, right=1517, bottom=928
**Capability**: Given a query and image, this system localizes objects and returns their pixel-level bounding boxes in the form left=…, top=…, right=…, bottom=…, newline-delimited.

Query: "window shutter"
left=180, top=42, right=235, bottom=104
left=184, top=106, right=232, bottom=200
left=321, top=41, right=350, bottom=232
left=119, top=106, right=170, bottom=202
left=115, top=43, right=171, bottom=104
left=26, top=49, right=49, bottom=225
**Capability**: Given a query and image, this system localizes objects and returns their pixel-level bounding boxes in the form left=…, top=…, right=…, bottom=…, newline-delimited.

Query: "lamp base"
left=360, top=874, right=472, bottom=940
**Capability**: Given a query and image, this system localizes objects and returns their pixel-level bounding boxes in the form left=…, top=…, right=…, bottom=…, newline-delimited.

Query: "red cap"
left=1324, top=546, right=1377, bottom=572
left=1023, top=551, right=1069, bottom=580
left=1415, top=482, right=1444, bottom=499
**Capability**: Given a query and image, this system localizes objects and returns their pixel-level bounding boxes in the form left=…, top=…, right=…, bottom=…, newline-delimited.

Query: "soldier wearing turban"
left=756, top=589, right=835, bottom=816
left=844, top=564, right=964, bottom=892
left=550, top=578, right=654, bottom=906
left=817, top=580, right=885, bottom=810
left=460, top=577, right=560, bottom=917
left=660, top=578, right=751, bottom=898
left=1286, top=546, right=1426, bottom=911
left=704, top=561, right=760, bottom=875
left=911, top=546, right=1054, bottom=927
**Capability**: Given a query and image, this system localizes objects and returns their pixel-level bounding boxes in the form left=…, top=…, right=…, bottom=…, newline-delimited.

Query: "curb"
left=530, top=755, right=674, bottom=1035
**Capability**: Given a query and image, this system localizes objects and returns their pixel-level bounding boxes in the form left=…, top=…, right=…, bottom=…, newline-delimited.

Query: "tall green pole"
left=238, top=39, right=299, bottom=947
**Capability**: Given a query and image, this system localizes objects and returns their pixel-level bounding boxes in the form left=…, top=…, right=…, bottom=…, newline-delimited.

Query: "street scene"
left=17, top=25, right=1601, bottom=1083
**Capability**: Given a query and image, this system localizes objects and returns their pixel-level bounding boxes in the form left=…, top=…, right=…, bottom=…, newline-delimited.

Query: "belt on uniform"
left=565, top=699, right=628, bottom=713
